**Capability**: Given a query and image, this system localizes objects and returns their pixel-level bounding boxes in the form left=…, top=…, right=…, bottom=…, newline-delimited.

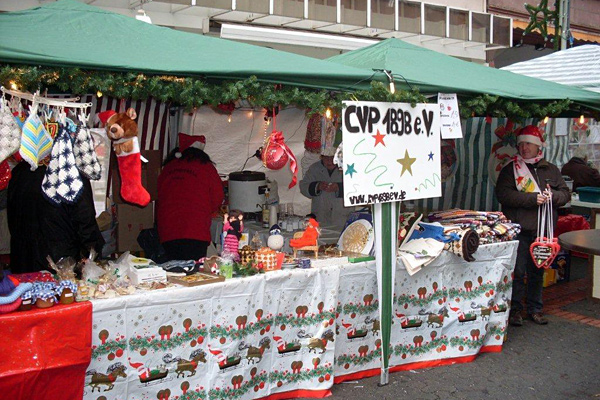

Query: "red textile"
left=0, top=302, right=92, bottom=400
left=157, top=159, right=224, bottom=242
left=555, top=214, right=590, bottom=237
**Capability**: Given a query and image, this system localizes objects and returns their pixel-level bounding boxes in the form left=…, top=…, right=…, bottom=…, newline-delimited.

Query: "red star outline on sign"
left=372, top=129, right=386, bottom=147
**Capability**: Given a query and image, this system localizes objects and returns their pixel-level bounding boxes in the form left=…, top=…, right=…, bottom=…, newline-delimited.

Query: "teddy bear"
left=98, top=108, right=150, bottom=207
left=99, top=108, right=138, bottom=154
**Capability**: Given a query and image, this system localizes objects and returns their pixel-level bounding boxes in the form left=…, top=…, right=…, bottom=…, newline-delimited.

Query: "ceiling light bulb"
left=543, top=116, right=549, bottom=124
left=389, top=81, right=396, bottom=94
left=325, top=108, right=332, bottom=119
left=96, top=91, right=103, bottom=98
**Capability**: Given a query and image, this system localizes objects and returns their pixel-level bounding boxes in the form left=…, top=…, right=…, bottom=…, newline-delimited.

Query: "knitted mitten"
left=73, top=126, right=102, bottom=180
left=0, top=99, right=21, bottom=163
left=42, top=126, right=83, bottom=204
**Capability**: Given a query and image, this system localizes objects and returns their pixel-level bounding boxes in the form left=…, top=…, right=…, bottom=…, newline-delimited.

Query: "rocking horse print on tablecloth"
left=86, top=362, right=127, bottom=392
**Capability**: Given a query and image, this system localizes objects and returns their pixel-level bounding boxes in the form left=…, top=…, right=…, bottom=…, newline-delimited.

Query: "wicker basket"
left=255, top=247, right=279, bottom=271
left=239, top=245, right=256, bottom=265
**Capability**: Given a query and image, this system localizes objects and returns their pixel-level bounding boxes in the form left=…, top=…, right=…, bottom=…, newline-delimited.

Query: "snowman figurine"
left=267, top=224, right=285, bottom=251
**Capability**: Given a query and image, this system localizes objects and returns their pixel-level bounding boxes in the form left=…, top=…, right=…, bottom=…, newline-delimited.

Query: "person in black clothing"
left=561, top=147, right=600, bottom=191
left=7, top=162, right=104, bottom=274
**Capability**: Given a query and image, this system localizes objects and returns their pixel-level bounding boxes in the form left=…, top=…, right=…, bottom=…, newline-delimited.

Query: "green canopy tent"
left=0, top=0, right=380, bottom=91
left=330, top=38, right=600, bottom=386
left=328, top=38, right=600, bottom=111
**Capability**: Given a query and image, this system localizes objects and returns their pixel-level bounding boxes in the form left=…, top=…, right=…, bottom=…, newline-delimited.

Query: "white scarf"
left=512, top=152, right=543, bottom=193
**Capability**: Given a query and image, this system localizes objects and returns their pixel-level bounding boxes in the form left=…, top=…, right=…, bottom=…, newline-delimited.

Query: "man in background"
left=561, top=147, right=600, bottom=191
left=299, top=147, right=350, bottom=231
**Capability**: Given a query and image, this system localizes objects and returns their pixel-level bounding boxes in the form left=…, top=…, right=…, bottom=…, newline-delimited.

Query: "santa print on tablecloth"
left=128, top=358, right=151, bottom=381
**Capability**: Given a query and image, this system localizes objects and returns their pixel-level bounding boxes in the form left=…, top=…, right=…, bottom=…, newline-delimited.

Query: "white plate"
left=337, top=219, right=374, bottom=255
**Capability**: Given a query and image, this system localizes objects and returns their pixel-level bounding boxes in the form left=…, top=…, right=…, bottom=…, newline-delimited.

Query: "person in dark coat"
left=7, top=162, right=104, bottom=274
left=157, top=134, right=224, bottom=261
left=561, top=147, right=600, bottom=191
left=495, top=125, right=570, bottom=327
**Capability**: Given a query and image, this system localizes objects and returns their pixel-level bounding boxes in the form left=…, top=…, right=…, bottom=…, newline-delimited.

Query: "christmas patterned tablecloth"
left=84, top=241, right=517, bottom=400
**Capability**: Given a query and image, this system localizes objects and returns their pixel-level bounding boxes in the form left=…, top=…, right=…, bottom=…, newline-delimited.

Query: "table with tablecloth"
left=82, top=241, right=516, bottom=400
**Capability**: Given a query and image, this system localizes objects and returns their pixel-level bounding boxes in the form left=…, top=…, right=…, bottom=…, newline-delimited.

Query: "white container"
left=228, top=171, right=268, bottom=213
left=128, top=265, right=167, bottom=285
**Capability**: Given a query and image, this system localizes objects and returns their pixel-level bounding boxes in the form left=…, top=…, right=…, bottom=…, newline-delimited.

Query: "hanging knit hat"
left=19, top=105, right=53, bottom=171
left=42, top=125, right=83, bottom=205
left=0, top=98, right=21, bottom=164
left=73, top=125, right=102, bottom=180
left=517, top=125, right=546, bottom=148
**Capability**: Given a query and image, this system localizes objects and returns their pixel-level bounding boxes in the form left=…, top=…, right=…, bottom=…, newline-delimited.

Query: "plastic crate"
left=577, top=186, right=600, bottom=203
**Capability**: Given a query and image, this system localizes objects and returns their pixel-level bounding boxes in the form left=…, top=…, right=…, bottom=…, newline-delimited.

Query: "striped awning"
left=502, top=45, right=600, bottom=93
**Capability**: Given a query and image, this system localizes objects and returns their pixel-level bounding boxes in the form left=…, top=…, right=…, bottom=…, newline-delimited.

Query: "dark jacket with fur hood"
left=496, top=159, right=570, bottom=232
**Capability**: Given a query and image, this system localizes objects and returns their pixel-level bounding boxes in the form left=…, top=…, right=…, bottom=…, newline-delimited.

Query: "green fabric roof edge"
left=0, top=0, right=383, bottom=91
left=327, top=38, right=600, bottom=110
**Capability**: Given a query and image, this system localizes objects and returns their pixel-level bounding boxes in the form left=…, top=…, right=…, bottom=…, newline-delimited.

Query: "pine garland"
left=0, top=64, right=578, bottom=119
left=268, top=365, right=333, bottom=384
left=128, top=327, right=208, bottom=351
left=341, top=301, right=379, bottom=315
left=487, top=324, right=506, bottom=337
left=233, top=262, right=264, bottom=277
left=450, top=335, right=483, bottom=349
left=395, top=289, right=448, bottom=308
left=335, top=348, right=382, bottom=366
left=208, top=371, right=269, bottom=400
left=179, top=390, right=207, bottom=400
left=274, top=310, right=336, bottom=328
left=449, top=336, right=484, bottom=349
left=495, top=281, right=513, bottom=293
left=209, top=317, right=275, bottom=340
left=448, top=283, right=496, bottom=300
left=393, top=337, right=449, bottom=357
left=91, top=339, right=127, bottom=358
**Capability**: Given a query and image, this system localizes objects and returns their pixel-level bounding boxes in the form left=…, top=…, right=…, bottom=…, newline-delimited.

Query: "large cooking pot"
left=228, top=171, right=268, bottom=213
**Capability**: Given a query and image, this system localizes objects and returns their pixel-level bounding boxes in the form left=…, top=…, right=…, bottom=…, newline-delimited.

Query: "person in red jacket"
left=157, top=133, right=224, bottom=261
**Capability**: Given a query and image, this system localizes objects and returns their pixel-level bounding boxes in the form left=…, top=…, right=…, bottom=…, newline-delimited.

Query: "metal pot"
left=228, top=171, right=268, bottom=213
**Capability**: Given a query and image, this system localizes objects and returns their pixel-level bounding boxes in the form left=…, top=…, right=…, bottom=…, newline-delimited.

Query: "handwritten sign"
left=438, top=93, right=462, bottom=139
left=342, top=101, right=441, bottom=206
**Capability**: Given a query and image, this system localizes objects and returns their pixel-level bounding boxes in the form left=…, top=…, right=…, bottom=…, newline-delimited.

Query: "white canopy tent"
left=503, top=45, right=600, bottom=171
left=501, top=44, right=600, bottom=93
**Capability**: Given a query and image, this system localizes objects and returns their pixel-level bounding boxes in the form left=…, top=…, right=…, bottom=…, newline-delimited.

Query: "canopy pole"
left=374, top=201, right=399, bottom=386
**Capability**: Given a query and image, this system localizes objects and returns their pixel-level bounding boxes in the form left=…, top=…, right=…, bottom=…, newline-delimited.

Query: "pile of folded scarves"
left=428, top=209, right=521, bottom=244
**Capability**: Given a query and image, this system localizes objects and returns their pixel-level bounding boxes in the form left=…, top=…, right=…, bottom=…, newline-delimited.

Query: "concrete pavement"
left=325, top=277, right=600, bottom=400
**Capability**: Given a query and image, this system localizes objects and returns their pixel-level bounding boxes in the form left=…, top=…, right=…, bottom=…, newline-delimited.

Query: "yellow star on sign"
left=397, top=150, right=416, bottom=176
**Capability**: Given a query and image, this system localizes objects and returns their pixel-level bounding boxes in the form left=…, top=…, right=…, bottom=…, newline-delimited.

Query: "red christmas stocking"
left=116, top=137, right=150, bottom=207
